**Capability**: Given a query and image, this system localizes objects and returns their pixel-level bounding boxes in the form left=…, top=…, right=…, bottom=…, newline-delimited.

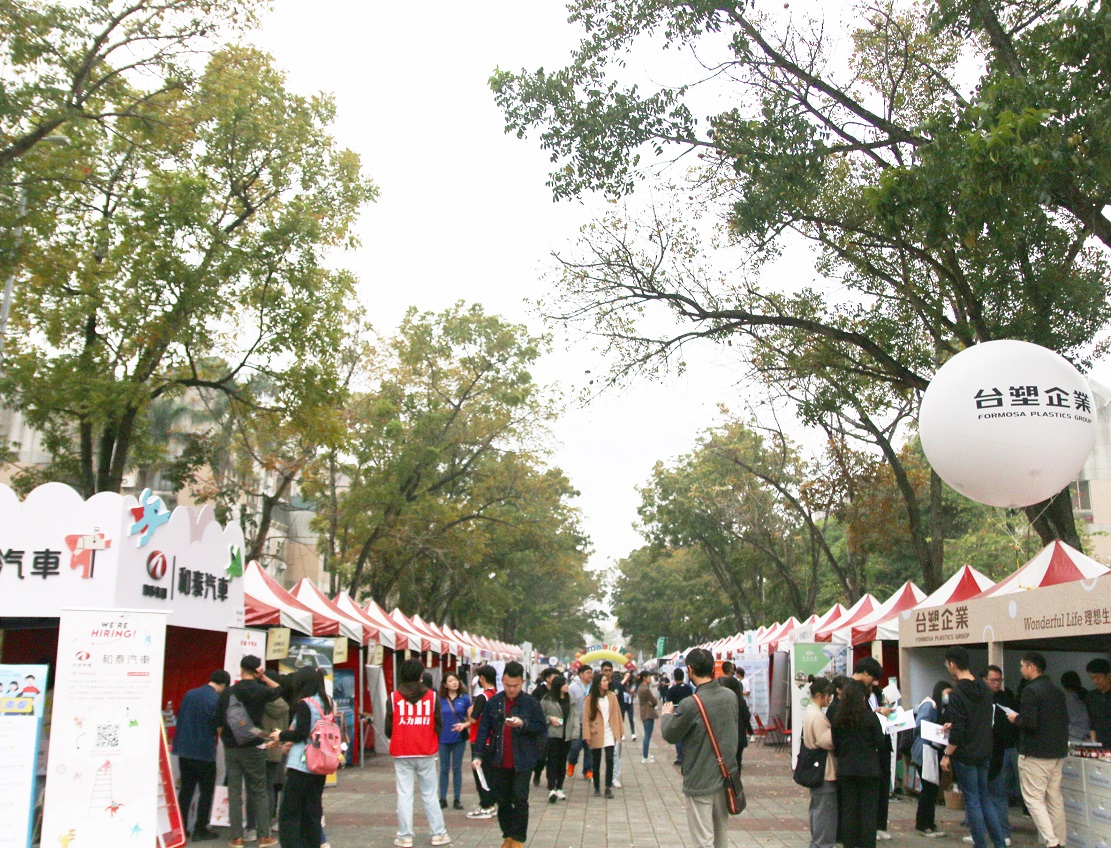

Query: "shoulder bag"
left=692, top=693, right=747, bottom=815
left=793, top=739, right=828, bottom=787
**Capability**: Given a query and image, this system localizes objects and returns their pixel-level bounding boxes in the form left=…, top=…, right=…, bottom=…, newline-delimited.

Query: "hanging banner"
left=334, top=637, right=348, bottom=665
left=42, top=608, right=168, bottom=847
left=736, top=657, right=770, bottom=724
left=0, top=663, right=49, bottom=848
left=157, top=722, right=186, bottom=848
left=224, top=628, right=267, bottom=682
left=790, top=642, right=850, bottom=763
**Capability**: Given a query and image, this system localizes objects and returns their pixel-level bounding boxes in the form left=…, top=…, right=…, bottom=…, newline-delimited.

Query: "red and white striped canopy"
left=844, top=581, right=927, bottom=645
left=815, top=594, right=879, bottom=641
left=974, top=541, right=1109, bottom=598
left=916, top=566, right=995, bottom=609
left=243, top=562, right=336, bottom=636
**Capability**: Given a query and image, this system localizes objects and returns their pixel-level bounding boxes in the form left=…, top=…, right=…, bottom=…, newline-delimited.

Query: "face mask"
left=942, top=693, right=950, bottom=705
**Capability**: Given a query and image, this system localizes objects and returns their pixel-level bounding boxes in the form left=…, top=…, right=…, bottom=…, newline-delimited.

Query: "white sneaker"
left=641, top=756, right=656, bottom=763
left=243, top=830, right=258, bottom=843
left=554, top=789, right=566, bottom=800
left=631, top=733, right=636, bottom=739
left=393, top=839, right=413, bottom=848
left=612, top=779, right=622, bottom=788
left=877, top=832, right=892, bottom=841
left=430, top=835, right=452, bottom=847
left=465, top=806, right=496, bottom=820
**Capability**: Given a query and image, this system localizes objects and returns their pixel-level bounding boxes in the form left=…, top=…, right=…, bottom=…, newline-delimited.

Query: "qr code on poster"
left=96, top=722, right=120, bottom=750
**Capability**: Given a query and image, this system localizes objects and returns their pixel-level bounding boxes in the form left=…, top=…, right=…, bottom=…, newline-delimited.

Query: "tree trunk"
left=926, top=470, right=945, bottom=592
left=1024, top=488, right=1082, bottom=550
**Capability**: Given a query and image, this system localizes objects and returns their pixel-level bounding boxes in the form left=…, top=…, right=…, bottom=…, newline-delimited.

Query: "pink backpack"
left=304, top=697, right=342, bottom=775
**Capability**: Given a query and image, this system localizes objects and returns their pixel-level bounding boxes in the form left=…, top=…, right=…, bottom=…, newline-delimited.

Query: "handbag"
left=793, top=740, right=828, bottom=788
left=691, top=693, right=747, bottom=815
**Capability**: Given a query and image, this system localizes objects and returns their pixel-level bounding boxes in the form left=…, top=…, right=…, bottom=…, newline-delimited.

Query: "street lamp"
left=1, top=134, right=71, bottom=367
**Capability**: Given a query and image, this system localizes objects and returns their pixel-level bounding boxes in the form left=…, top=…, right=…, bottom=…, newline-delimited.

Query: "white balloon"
left=919, top=340, right=1097, bottom=508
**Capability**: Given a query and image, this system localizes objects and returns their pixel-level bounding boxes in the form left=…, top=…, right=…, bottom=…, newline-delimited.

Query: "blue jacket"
left=912, top=697, right=942, bottom=768
left=172, top=683, right=220, bottom=762
left=474, top=691, right=546, bottom=773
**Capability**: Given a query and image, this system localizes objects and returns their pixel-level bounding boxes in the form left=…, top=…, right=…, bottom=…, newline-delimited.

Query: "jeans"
left=622, top=700, right=636, bottom=737
left=394, top=755, right=447, bottom=839
left=591, top=746, right=615, bottom=790
left=278, top=769, right=325, bottom=848
left=225, top=745, right=270, bottom=839
left=438, top=740, right=466, bottom=803
left=544, top=738, right=570, bottom=790
left=642, top=718, right=655, bottom=759
left=177, top=757, right=216, bottom=834
left=987, top=758, right=1013, bottom=839
left=613, top=740, right=623, bottom=780
left=953, top=759, right=1008, bottom=848
left=489, top=767, right=531, bottom=842
left=567, top=737, right=593, bottom=773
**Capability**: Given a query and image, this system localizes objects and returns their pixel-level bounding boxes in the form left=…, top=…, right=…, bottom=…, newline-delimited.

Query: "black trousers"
left=178, top=757, right=217, bottom=834
left=590, top=746, right=615, bottom=790
left=877, top=755, right=891, bottom=830
left=278, top=769, right=325, bottom=848
left=840, top=776, right=882, bottom=848
left=544, top=738, right=571, bottom=790
left=488, top=767, right=531, bottom=843
left=471, top=743, right=495, bottom=808
left=533, top=735, right=549, bottom=783
left=916, top=779, right=940, bottom=831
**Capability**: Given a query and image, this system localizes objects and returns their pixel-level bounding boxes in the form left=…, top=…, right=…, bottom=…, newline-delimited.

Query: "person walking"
left=172, top=669, right=230, bottom=842
left=530, top=668, right=557, bottom=787
left=1007, top=652, right=1068, bottom=848
left=385, top=659, right=451, bottom=848
left=1061, top=671, right=1091, bottom=742
left=566, top=665, right=594, bottom=781
left=540, top=674, right=578, bottom=802
left=637, top=671, right=659, bottom=763
left=804, top=677, right=838, bottom=848
left=716, top=669, right=751, bottom=771
left=260, top=686, right=290, bottom=834
left=912, top=680, right=951, bottom=837
left=218, top=656, right=285, bottom=848
left=583, top=670, right=623, bottom=798
left=472, top=661, right=546, bottom=848
left=661, top=648, right=739, bottom=848
left=438, top=671, right=471, bottom=811
left=620, top=670, right=638, bottom=740
left=832, top=680, right=884, bottom=848
left=666, top=669, right=695, bottom=766
left=272, top=667, right=330, bottom=848
left=465, top=665, right=498, bottom=820
left=941, top=646, right=1007, bottom=848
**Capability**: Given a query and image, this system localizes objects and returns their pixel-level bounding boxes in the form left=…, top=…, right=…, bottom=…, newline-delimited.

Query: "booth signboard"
left=266, top=627, right=291, bottom=661
left=41, top=609, right=168, bottom=847
left=736, top=657, right=770, bottom=725
left=334, top=636, right=348, bottom=665
left=0, top=663, right=48, bottom=848
left=899, top=572, right=1111, bottom=648
left=0, top=483, right=244, bottom=633
left=790, top=642, right=849, bottom=763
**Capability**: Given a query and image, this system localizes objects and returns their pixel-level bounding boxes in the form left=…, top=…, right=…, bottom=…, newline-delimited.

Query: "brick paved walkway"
left=261, top=733, right=1041, bottom=848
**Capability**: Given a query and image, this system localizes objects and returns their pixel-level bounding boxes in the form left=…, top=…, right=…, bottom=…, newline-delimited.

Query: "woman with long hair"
left=273, top=667, right=332, bottom=848
left=832, top=679, right=884, bottom=848
left=540, top=674, right=579, bottom=802
left=912, top=680, right=952, bottom=837
left=636, top=670, right=659, bottom=762
left=1061, top=670, right=1091, bottom=742
left=583, top=671, right=623, bottom=798
left=438, top=671, right=471, bottom=810
left=620, top=670, right=637, bottom=740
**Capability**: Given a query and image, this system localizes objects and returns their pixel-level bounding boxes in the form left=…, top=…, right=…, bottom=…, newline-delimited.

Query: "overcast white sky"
left=252, top=2, right=757, bottom=574
left=253, top=1, right=1111, bottom=578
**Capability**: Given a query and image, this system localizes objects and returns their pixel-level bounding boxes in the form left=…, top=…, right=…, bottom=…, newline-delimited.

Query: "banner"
left=224, top=628, right=267, bottom=682
left=0, top=663, right=49, bottom=848
left=266, top=627, right=291, bottom=661
left=42, top=609, right=168, bottom=846
left=736, top=657, right=770, bottom=725
left=790, top=642, right=849, bottom=763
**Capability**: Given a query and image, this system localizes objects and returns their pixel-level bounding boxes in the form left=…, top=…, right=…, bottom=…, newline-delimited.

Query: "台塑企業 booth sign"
left=0, top=483, right=244, bottom=633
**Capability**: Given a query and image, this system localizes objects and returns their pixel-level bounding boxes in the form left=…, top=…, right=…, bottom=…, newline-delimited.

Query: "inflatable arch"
left=571, top=649, right=635, bottom=670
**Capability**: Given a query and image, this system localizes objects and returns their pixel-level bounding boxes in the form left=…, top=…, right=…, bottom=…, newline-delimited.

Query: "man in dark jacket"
left=662, top=648, right=739, bottom=848
left=666, top=668, right=695, bottom=765
left=983, top=665, right=1018, bottom=845
left=173, top=669, right=230, bottom=841
left=472, top=661, right=546, bottom=848
left=941, top=647, right=1007, bottom=848
left=216, top=656, right=284, bottom=848
left=1008, top=652, right=1068, bottom=848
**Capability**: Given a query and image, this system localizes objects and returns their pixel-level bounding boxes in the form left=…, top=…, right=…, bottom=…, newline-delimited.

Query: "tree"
left=490, top=0, right=1111, bottom=550
left=2, top=45, right=377, bottom=497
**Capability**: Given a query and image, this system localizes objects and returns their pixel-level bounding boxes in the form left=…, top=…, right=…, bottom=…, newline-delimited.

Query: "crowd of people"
left=802, top=650, right=1111, bottom=848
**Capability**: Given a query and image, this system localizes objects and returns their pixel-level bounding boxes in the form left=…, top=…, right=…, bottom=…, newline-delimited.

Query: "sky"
left=252, top=1, right=752, bottom=574
left=252, top=1, right=1111, bottom=581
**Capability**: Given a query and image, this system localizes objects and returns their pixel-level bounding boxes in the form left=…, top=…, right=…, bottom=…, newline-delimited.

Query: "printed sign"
left=0, top=663, right=48, bottom=848
left=41, top=609, right=168, bottom=847
left=224, top=629, right=267, bottom=682
left=790, top=642, right=849, bottom=763
left=266, top=627, right=291, bottom=661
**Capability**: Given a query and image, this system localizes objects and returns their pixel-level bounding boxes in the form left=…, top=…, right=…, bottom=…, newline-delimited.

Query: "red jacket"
left=389, top=689, right=439, bottom=757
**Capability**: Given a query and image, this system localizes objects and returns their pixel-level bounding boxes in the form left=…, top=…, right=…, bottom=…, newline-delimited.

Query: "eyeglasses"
left=985, top=677, right=1003, bottom=684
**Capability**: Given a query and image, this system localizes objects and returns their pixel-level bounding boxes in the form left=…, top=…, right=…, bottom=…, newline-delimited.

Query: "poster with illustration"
left=41, top=609, right=167, bottom=847
left=789, top=642, right=849, bottom=763
left=0, top=663, right=49, bottom=848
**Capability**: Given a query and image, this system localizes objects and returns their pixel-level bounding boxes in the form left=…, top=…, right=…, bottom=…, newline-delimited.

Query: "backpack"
left=303, top=697, right=342, bottom=775
left=226, top=692, right=264, bottom=746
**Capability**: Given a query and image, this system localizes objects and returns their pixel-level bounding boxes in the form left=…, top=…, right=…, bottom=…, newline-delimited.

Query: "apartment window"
left=1071, top=479, right=1092, bottom=512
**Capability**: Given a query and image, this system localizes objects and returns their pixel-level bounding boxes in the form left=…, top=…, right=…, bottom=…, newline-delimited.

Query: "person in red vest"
left=385, top=659, right=451, bottom=848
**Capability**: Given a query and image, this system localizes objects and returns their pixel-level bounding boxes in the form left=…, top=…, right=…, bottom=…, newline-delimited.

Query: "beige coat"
left=583, top=691, right=624, bottom=750
left=802, top=701, right=837, bottom=782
